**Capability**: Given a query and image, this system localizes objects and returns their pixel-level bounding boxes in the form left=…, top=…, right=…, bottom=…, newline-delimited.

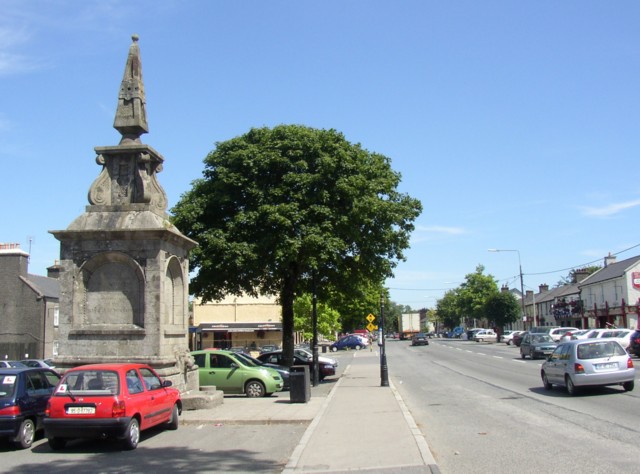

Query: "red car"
left=44, top=363, right=181, bottom=450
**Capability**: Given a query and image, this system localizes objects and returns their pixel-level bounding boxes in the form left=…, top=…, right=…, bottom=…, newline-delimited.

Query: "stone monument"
left=50, top=35, right=198, bottom=393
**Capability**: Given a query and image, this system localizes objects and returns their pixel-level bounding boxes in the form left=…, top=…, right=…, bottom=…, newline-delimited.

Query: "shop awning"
left=199, top=322, right=282, bottom=332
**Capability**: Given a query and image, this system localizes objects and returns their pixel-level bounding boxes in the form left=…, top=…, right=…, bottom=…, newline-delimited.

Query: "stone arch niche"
left=164, top=256, right=185, bottom=326
left=77, top=252, right=145, bottom=328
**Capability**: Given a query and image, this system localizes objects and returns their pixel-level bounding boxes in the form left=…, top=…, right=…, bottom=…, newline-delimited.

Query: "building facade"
left=0, top=243, right=59, bottom=360
left=192, top=294, right=284, bottom=351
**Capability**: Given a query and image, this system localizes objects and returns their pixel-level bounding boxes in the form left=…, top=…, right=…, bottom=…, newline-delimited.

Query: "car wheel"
left=122, top=417, right=140, bottom=450
left=166, top=403, right=179, bottom=430
left=542, top=372, right=552, bottom=390
left=623, top=380, right=635, bottom=392
left=331, top=347, right=338, bottom=352
left=565, top=375, right=578, bottom=396
left=521, top=352, right=526, bottom=359
left=15, top=418, right=35, bottom=449
left=48, top=437, right=67, bottom=450
left=355, top=345, right=361, bottom=350
left=478, top=338, right=483, bottom=342
left=506, top=340, right=511, bottom=345
left=245, top=380, right=266, bottom=397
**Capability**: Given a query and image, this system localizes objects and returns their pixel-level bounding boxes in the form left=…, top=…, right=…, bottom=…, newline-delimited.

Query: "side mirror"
left=162, top=380, right=173, bottom=388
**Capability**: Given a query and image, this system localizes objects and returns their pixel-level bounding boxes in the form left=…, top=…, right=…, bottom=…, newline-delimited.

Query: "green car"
left=191, top=350, right=283, bottom=397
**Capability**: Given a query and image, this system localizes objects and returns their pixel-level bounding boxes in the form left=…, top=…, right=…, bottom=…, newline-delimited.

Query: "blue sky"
left=2, top=1, right=639, bottom=309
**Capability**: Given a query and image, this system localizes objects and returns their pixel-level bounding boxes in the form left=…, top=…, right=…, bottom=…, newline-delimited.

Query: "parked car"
left=257, top=350, right=336, bottom=380
left=473, top=329, right=497, bottom=343
left=541, top=339, right=635, bottom=395
left=20, top=359, right=56, bottom=369
left=411, top=333, right=429, bottom=346
left=0, top=361, right=27, bottom=368
left=259, top=344, right=279, bottom=354
left=330, top=335, right=368, bottom=352
left=466, top=328, right=484, bottom=341
left=629, top=329, right=640, bottom=357
left=0, top=367, right=60, bottom=449
left=600, top=329, right=634, bottom=350
left=44, top=363, right=181, bottom=450
left=294, top=348, right=338, bottom=368
left=530, top=326, right=558, bottom=335
left=548, top=327, right=580, bottom=342
left=503, top=330, right=522, bottom=345
left=520, top=333, right=558, bottom=359
left=234, top=352, right=290, bottom=391
left=513, top=331, right=527, bottom=347
left=192, top=350, right=283, bottom=397
left=560, top=329, right=589, bottom=342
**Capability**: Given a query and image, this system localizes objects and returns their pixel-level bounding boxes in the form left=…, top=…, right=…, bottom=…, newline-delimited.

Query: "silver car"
left=541, top=339, right=635, bottom=395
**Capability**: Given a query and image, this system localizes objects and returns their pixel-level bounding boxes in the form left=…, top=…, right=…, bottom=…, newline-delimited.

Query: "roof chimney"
left=539, top=284, right=549, bottom=293
left=604, top=253, right=616, bottom=267
left=573, top=268, right=591, bottom=283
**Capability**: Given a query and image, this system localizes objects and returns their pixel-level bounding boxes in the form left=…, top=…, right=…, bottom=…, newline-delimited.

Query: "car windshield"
left=58, top=370, right=120, bottom=395
left=532, top=335, right=553, bottom=343
left=234, top=353, right=260, bottom=367
left=577, top=341, right=626, bottom=359
left=0, top=373, right=18, bottom=398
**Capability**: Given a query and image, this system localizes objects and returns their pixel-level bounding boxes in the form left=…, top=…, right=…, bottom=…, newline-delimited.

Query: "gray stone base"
left=181, top=386, right=224, bottom=410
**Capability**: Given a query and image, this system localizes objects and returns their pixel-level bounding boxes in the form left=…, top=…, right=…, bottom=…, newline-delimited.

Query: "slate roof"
left=23, top=273, right=60, bottom=299
left=578, top=255, right=640, bottom=287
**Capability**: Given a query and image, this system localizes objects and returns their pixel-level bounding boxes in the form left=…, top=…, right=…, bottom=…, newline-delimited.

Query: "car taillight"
left=0, top=405, right=20, bottom=416
left=112, top=400, right=126, bottom=418
left=45, top=400, right=51, bottom=417
left=628, top=358, right=634, bottom=369
left=574, top=363, right=585, bottom=374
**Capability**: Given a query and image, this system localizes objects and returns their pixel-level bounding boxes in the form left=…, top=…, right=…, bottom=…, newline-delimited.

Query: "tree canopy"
left=171, top=125, right=422, bottom=363
left=456, top=265, right=500, bottom=324
left=483, top=291, right=520, bottom=332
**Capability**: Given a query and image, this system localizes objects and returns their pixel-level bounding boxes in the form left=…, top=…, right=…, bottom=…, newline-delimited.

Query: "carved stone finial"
left=113, top=34, right=148, bottom=143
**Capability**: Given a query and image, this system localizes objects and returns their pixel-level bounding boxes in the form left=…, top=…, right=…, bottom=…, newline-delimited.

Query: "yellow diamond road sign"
left=366, top=313, right=376, bottom=323
left=367, top=323, right=377, bottom=331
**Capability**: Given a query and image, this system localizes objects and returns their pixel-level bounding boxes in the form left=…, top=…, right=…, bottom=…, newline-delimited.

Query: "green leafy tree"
left=171, top=125, right=422, bottom=364
left=293, top=293, right=341, bottom=341
left=456, top=265, right=500, bottom=325
left=483, top=292, right=520, bottom=340
left=436, top=289, right=461, bottom=330
left=328, top=281, right=386, bottom=333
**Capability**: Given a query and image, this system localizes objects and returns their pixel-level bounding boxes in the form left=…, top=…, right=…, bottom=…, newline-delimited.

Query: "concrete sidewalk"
left=180, top=350, right=439, bottom=473
left=283, top=350, right=438, bottom=473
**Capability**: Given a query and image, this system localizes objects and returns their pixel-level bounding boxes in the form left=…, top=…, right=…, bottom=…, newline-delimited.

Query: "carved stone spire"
left=113, top=34, right=148, bottom=143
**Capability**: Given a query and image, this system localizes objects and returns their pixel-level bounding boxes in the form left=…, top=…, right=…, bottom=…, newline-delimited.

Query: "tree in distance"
left=171, top=125, right=422, bottom=364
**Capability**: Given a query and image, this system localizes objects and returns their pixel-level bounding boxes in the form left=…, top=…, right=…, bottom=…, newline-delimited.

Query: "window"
left=139, top=367, right=162, bottom=390
left=126, top=369, right=144, bottom=394
left=193, top=353, right=206, bottom=368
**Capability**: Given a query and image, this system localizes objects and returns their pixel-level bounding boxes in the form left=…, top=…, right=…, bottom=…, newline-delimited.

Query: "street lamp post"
left=488, top=249, right=527, bottom=329
left=380, top=294, right=389, bottom=387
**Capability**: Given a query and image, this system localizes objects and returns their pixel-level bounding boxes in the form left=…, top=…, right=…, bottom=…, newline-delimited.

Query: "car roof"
left=192, top=349, right=242, bottom=356
left=0, top=366, right=56, bottom=374
left=64, top=363, right=155, bottom=371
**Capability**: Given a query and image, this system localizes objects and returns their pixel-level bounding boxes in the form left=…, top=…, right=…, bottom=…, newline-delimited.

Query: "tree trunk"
left=281, top=265, right=299, bottom=367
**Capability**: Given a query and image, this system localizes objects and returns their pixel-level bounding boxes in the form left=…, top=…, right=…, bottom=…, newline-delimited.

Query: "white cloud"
left=580, top=199, right=640, bottom=217
left=416, top=225, right=466, bottom=235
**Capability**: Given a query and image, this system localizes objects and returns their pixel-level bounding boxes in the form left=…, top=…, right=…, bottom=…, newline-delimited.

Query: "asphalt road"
left=387, top=337, right=640, bottom=474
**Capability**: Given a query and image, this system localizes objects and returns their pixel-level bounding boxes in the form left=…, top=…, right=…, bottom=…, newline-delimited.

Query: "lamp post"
left=380, top=294, right=389, bottom=387
left=488, top=249, right=527, bottom=329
